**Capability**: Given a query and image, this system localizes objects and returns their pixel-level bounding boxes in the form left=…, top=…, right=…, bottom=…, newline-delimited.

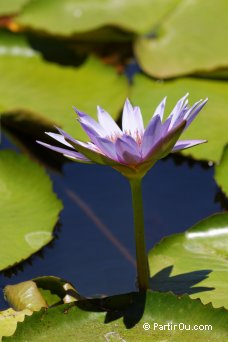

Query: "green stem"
left=129, top=178, right=149, bottom=291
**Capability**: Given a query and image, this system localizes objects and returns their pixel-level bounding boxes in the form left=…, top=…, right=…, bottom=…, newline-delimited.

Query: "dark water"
left=0, top=132, right=224, bottom=308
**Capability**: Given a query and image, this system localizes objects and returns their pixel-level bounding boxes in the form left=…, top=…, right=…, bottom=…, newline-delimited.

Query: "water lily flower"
left=37, top=94, right=207, bottom=179
left=37, top=94, right=208, bottom=291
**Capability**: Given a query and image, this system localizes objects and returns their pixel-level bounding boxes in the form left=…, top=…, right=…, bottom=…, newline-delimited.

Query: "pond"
left=0, top=131, right=225, bottom=309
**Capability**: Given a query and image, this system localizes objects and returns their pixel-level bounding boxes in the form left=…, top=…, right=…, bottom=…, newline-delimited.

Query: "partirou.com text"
left=143, top=322, right=212, bottom=331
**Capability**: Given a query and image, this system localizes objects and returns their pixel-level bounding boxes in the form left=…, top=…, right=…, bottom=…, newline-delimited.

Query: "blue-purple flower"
left=37, top=94, right=207, bottom=179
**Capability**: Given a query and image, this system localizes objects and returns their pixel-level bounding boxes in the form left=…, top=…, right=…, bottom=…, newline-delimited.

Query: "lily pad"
left=0, top=308, right=32, bottom=341
left=14, top=0, right=179, bottom=36
left=148, top=213, right=228, bottom=309
left=0, top=31, right=128, bottom=139
left=3, top=291, right=228, bottom=341
left=214, top=145, right=228, bottom=197
left=131, top=74, right=228, bottom=162
left=0, top=150, right=62, bottom=271
left=135, top=0, right=228, bottom=78
left=0, top=1, right=31, bottom=16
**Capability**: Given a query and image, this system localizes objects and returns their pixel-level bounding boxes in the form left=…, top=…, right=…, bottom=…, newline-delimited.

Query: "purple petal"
left=36, top=141, right=91, bottom=162
left=59, top=134, right=120, bottom=166
left=79, top=121, right=106, bottom=145
left=55, top=127, right=97, bottom=151
left=160, top=116, right=172, bottom=136
left=144, top=120, right=186, bottom=160
left=172, top=139, right=207, bottom=152
left=115, top=135, right=141, bottom=164
left=183, top=99, right=203, bottom=120
left=168, top=94, right=189, bottom=130
left=55, top=127, right=80, bottom=145
left=141, top=115, right=162, bottom=157
left=94, top=136, right=117, bottom=160
left=97, top=106, right=122, bottom=136
left=73, top=106, right=107, bottom=137
left=152, top=96, right=166, bottom=121
left=45, top=132, right=73, bottom=147
left=72, top=106, right=87, bottom=118
left=184, top=98, right=208, bottom=128
left=122, top=98, right=134, bottom=132
left=120, top=134, right=141, bottom=152
left=132, top=106, right=144, bottom=134
left=122, top=99, right=144, bottom=139
left=168, top=93, right=189, bottom=118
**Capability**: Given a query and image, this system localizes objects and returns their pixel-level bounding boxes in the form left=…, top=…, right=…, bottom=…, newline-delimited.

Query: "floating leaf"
left=135, top=0, right=228, bottom=78
left=0, top=308, right=32, bottom=341
left=14, top=0, right=179, bottom=36
left=3, top=291, right=228, bottom=341
left=0, top=150, right=62, bottom=271
left=214, top=145, right=228, bottom=197
left=131, top=74, right=228, bottom=162
left=148, top=213, right=228, bottom=309
left=0, top=31, right=128, bottom=139
left=0, top=1, right=31, bottom=16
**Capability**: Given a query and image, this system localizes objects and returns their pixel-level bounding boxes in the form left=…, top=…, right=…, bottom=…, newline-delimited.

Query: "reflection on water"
left=0, top=132, right=225, bottom=309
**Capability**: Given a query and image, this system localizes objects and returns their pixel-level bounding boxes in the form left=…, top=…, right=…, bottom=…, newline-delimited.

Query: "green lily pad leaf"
left=131, top=74, right=228, bottom=162
left=135, top=0, right=228, bottom=78
left=3, top=291, right=228, bottom=341
left=148, top=213, right=228, bottom=309
left=0, top=150, right=62, bottom=271
left=0, top=308, right=32, bottom=341
left=214, top=145, right=228, bottom=197
left=15, top=0, right=179, bottom=36
left=0, top=1, right=31, bottom=16
left=0, top=31, right=128, bottom=139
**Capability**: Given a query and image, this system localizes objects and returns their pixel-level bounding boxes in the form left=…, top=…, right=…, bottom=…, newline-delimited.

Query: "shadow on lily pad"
left=75, top=291, right=146, bottom=329
left=150, top=265, right=215, bottom=295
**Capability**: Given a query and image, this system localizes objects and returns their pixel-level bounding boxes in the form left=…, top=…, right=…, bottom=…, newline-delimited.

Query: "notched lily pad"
left=0, top=308, right=32, bottom=341
left=149, top=212, right=228, bottom=309
left=1, top=276, right=81, bottom=340
left=0, top=150, right=62, bottom=271
left=3, top=291, right=228, bottom=341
